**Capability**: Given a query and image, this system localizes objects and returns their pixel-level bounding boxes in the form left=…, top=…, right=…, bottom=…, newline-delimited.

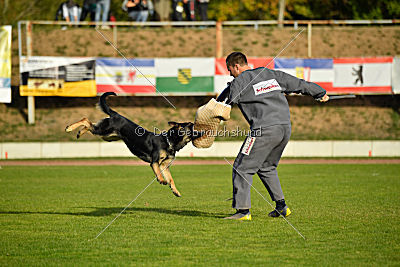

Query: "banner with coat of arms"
left=333, top=57, right=392, bottom=94
left=96, top=58, right=155, bottom=94
left=155, top=58, right=214, bottom=93
left=274, top=58, right=334, bottom=92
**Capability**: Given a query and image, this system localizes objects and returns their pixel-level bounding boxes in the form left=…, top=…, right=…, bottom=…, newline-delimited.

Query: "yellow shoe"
left=268, top=206, right=291, bottom=217
left=224, top=211, right=252, bottom=221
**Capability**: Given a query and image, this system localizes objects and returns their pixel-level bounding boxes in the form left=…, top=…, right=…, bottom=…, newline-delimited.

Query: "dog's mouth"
left=177, top=122, right=200, bottom=141
left=167, top=122, right=200, bottom=150
left=190, top=124, right=203, bottom=141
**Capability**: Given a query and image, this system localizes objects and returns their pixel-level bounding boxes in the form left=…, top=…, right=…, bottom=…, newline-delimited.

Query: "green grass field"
left=0, top=164, right=399, bottom=266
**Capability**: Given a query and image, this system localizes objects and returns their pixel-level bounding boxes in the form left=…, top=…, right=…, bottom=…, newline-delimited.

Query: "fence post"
left=113, top=25, right=118, bottom=57
left=307, top=22, right=312, bottom=58
left=216, top=21, right=223, bottom=58
left=278, top=0, right=286, bottom=28
left=26, top=21, right=35, bottom=125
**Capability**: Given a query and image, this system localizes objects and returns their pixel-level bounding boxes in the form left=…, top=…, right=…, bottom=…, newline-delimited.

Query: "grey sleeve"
left=216, top=83, right=231, bottom=103
left=227, top=78, right=241, bottom=105
left=276, top=70, right=327, bottom=99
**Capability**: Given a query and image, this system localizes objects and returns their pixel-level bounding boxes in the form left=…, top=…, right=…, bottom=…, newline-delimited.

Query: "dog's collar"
left=165, top=135, right=174, bottom=150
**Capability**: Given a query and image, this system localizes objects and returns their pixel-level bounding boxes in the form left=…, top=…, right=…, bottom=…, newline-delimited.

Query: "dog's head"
left=167, top=121, right=202, bottom=151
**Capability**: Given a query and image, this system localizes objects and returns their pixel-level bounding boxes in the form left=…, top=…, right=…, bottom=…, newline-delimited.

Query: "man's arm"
left=276, top=70, right=328, bottom=101
left=216, top=82, right=231, bottom=103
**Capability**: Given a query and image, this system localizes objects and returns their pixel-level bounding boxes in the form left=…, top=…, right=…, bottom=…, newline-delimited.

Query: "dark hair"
left=226, top=52, right=248, bottom=67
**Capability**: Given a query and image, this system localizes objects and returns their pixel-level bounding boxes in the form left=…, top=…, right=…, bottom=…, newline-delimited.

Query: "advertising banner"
left=20, top=56, right=96, bottom=97
left=96, top=58, right=155, bottom=94
left=214, top=57, right=274, bottom=94
left=333, top=57, right=392, bottom=94
left=156, top=58, right=214, bottom=93
left=392, top=57, right=400, bottom=94
left=0, top=25, right=12, bottom=103
left=275, top=58, right=333, bottom=91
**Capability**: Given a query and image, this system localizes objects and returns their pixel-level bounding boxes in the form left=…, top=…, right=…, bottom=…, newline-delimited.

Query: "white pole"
left=278, top=0, right=286, bottom=28
left=307, top=23, right=312, bottom=58
left=26, top=21, right=35, bottom=124
left=113, top=25, right=118, bottom=57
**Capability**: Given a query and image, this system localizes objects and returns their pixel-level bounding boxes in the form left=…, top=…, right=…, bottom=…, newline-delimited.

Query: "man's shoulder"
left=238, top=67, right=275, bottom=80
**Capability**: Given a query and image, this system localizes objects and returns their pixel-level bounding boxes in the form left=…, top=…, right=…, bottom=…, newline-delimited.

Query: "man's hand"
left=318, top=94, right=329, bottom=102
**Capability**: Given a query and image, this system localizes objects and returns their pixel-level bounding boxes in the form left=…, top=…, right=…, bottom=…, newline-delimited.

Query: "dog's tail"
left=99, top=92, right=117, bottom=116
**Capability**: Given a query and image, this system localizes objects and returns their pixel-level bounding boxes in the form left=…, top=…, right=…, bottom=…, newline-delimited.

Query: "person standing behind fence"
left=196, top=0, right=209, bottom=21
left=172, top=0, right=183, bottom=21
left=141, top=0, right=154, bottom=21
left=172, top=0, right=194, bottom=21
left=55, top=0, right=81, bottom=29
left=80, top=0, right=97, bottom=22
left=95, top=0, right=111, bottom=27
left=153, top=0, right=170, bottom=21
left=183, top=0, right=195, bottom=21
left=123, top=0, right=154, bottom=22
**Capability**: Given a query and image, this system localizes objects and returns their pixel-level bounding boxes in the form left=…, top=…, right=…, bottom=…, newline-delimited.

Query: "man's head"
left=226, top=52, right=251, bottom=78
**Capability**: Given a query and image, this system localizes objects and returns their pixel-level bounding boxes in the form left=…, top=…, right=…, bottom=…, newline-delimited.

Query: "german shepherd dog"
left=65, top=92, right=198, bottom=197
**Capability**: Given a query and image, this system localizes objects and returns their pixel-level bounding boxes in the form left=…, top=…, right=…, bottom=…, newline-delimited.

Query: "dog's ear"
left=168, top=121, right=178, bottom=127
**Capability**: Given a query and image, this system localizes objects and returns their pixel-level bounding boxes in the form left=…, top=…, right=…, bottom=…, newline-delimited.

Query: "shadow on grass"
left=0, top=207, right=226, bottom=218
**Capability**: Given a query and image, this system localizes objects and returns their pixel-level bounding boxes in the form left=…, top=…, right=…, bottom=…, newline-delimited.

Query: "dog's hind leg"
left=77, top=127, right=90, bottom=139
left=160, top=160, right=181, bottom=197
left=150, top=162, right=168, bottom=185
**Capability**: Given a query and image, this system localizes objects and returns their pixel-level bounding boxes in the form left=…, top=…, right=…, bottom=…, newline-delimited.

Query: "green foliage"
left=207, top=0, right=400, bottom=21
left=208, top=0, right=280, bottom=21
left=1, top=0, right=399, bottom=26
left=0, top=164, right=399, bottom=265
left=285, top=0, right=400, bottom=20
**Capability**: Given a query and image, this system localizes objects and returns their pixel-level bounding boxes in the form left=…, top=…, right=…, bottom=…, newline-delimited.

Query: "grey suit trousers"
left=232, top=124, right=291, bottom=209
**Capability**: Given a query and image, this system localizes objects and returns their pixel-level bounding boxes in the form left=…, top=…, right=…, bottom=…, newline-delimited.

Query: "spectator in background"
left=183, top=0, right=195, bottom=21
left=141, top=0, right=154, bottom=21
left=153, top=0, right=170, bottom=21
left=197, top=0, right=209, bottom=21
left=172, top=0, right=194, bottom=21
left=80, top=0, right=97, bottom=22
left=172, top=0, right=184, bottom=21
left=123, top=0, right=154, bottom=22
left=55, top=0, right=81, bottom=23
left=95, top=0, right=111, bottom=27
left=55, top=0, right=81, bottom=30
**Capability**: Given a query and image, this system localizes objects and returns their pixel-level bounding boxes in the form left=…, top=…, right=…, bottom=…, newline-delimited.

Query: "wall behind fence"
left=1, top=141, right=399, bottom=159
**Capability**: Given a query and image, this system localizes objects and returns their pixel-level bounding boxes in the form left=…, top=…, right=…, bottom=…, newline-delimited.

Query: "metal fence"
left=17, top=19, right=400, bottom=59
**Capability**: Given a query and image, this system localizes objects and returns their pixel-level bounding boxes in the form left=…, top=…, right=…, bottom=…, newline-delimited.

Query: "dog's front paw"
left=65, top=125, right=73, bottom=132
left=172, top=189, right=181, bottom=197
left=157, top=179, right=167, bottom=185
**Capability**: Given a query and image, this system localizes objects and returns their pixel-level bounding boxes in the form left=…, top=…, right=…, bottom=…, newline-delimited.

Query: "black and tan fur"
left=65, top=92, right=198, bottom=197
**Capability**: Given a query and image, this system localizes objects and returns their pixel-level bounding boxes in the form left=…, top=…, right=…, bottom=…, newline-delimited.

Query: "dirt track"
left=1, top=158, right=399, bottom=166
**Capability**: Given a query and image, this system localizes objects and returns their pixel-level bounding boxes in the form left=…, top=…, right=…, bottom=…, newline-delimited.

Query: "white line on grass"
left=95, top=28, right=176, bottom=109
left=224, top=158, right=306, bottom=240
left=91, top=159, right=175, bottom=241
